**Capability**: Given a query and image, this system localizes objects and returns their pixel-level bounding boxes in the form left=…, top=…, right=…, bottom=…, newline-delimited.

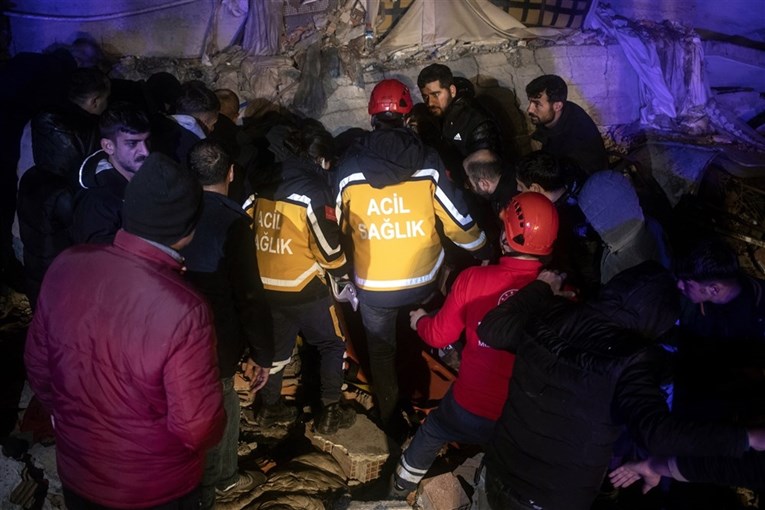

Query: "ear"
left=553, top=101, right=564, bottom=113
left=529, top=183, right=544, bottom=193
left=478, top=178, right=492, bottom=193
left=227, top=164, right=235, bottom=183
left=101, top=138, right=114, bottom=155
left=708, top=283, right=720, bottom=296
left=449, top=84, right=457, bottom=98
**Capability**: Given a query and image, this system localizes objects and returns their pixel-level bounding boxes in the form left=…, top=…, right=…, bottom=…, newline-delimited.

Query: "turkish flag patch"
left=325, top=205, right=337, bottom=222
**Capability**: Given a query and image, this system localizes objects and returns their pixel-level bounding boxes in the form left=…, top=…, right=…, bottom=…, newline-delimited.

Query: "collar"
left=203, top=190, right=250, bottom=219
left=113, top=229, right=185, bottom=270
left=171, top=114, right=207, bottom=140
left=498, top=256, right=543, bottom=272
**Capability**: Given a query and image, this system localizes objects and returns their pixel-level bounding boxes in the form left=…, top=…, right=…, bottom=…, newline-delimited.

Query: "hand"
left=537, top=270, right=576, bottom=299
left=609, top=459, right=662, bottom=494
left=242, top=358, right=269, bottom=394
left=747, top=427, right=765, bottom=450
left=409, top=308, right=427, bottom=331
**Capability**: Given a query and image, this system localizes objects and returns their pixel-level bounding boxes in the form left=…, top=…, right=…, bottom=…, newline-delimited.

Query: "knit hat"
left=578, top=170, right=643, bottom=249
left=122, top=152, right=203, bottom=246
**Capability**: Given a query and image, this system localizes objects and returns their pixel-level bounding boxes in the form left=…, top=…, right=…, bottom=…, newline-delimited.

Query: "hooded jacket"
left=250, top=156, right=349, bottom=305
left=71, top=150, right=128, bottom=244
left=334, top=128, right=490, bottom=307
left=477, top=261, right=750, bottom=510
left=17, top=103, right=100, bottom=305
left=25, top=230, right=225, bottom=508
left=578, top=170, right=671, bottom=283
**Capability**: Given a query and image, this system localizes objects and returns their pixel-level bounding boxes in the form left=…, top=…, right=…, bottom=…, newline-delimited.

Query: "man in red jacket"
left=25, top=152, right=225, bottom=509
left=391, top=192, right=559, bottom=496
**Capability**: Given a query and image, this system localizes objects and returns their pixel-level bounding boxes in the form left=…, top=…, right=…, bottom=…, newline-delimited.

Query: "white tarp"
left=377, top=0, right=565, bottom=51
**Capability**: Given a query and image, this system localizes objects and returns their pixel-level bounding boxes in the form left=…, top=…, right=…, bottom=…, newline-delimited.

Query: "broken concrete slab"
left=306, top=414, right=389, bottom=483
left=417, top=472, right=471, bottom=510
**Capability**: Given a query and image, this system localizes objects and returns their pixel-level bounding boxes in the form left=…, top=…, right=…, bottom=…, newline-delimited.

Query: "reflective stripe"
left=269, top=357, right=292, bottom=375
left=396, top=456, right=428, bottom=484
left=413, top=168, right=476, bottom=228
left=242, top=194, right=256, bottom=211
left=287, top=193, right=341, bottom=256
left=355, top=249, right=444, bottom=289
left=454, top=231, right=487, bottom=250
left=260, top=262, right=321, bottom=288
left=336, top=172, right=367, bottom=197
left=328, top=304, right=345, bottom=342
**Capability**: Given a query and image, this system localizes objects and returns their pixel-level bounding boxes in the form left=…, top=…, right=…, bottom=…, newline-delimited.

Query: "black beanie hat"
left=123, top=152, right=203, bottom=246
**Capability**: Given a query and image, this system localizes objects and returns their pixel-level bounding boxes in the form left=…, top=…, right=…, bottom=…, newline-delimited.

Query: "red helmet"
left=501, top=192, right=559, bottom=256
left=368, top=79, right=413, bottom=116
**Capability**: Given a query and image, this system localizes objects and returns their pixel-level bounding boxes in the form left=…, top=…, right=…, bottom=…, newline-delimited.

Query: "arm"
left=413, top=272, right=469, bottom=348
left=431, top=168, right=492, bottom=260
left=611, top=451, right=765, bottom=492
left=24, top=307, right=54, bottom=411
left=163, top=304, right=225, bottom=452
left=71, top=190, right=121, bottom=244
left=307, top=189, right=350, bottom=278
left=224, top=217, right=274, bottom=370
left=614, top=350, right=750, bottom=459
left=477, top=278, right=556, bottom=352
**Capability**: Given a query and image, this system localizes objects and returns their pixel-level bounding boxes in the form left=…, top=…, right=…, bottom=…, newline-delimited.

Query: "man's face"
left=527, top=91, right=560, bottom=126
left=420, top=80, right=455, bottom=118
left=104, top=131, right=150, bottom=179
left=676, top=278, right=711, bottom=304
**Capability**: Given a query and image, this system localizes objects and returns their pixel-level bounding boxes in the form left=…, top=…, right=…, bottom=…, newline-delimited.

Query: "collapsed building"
left=1, top=0, right=764, bottom=508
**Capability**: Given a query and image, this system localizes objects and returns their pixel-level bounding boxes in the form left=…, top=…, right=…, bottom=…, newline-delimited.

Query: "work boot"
left=255, top=400, right=297, bottom=428
left=215, top=471, right=266, bottom=501
left=314, top=402, right=356, bottom=435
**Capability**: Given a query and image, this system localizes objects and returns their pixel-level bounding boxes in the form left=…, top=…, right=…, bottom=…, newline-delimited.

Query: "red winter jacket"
left=416, top=257, right=542, bottom=420
left=25, top=230, right=224, bottom=508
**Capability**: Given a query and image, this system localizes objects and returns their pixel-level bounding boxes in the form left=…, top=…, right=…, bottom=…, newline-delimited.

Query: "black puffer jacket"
left=17, top=103, right=100, bottom=306
left=477, top=262, right=750, bottom=510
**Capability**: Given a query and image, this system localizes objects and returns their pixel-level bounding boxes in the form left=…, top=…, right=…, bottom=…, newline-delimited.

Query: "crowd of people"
left=2, top=41, right=764, bottom=510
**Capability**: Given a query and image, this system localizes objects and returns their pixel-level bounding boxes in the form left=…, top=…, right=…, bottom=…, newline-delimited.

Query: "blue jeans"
left=201, top=377, right=239, bottom=509
left=396, top=390, right=496, bottom=490
left=359, top=302, right=400, bottom=425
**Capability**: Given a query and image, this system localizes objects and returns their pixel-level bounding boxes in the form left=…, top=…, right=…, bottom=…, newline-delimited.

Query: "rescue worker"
left=333, top=78, right=492, bottom=434
left=391, top=193, right=559, bottom=497
left=251, top=123, right=356, bottom=434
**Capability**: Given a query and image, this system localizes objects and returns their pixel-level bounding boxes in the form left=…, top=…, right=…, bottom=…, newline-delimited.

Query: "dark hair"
left=674, top=238, right=740, bottom=283
left=465, top=154, right=502, bottom=181
left=146, top=72, right=181, bottom=113
left=515, top=151, right=566, bottom=191
left=371, top=112, right=406, bottom=130
left=417, top=63, right=454, bottom=90
left=99, top=101, right=150, bottom=140
left=284, top=122, right=336, bottom=164
left=67, top=68, right=110, bottom=104
left=188, top=139, right=231, bottom=186
left=70, top=38, right=101, bottom=68
left=175, top=81, right=220, bottom=115
left=526, top=74, right=568, bottom=103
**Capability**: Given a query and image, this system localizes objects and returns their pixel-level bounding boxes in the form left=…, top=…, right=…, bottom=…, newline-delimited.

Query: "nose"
left=136, top=142, right=149, bottom=157
left=676, top=279, right=685, bottom=292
